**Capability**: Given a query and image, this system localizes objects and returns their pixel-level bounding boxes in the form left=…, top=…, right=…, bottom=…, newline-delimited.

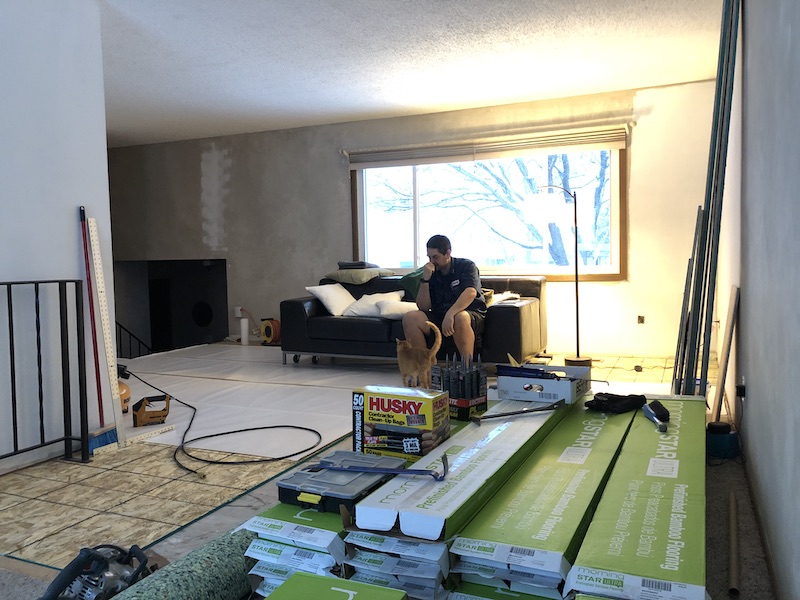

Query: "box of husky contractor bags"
left=353, top=385, right=450, bottom=462
left=564, top=396, right=706, bottom=600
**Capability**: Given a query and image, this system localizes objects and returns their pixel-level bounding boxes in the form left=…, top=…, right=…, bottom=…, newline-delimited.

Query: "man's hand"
left=442, top=310, right=456, bottom=337
left=422, top=261, right=435, bottom=280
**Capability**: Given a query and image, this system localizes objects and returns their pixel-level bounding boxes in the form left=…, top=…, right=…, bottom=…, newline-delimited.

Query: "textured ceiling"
left=99, top=0, right=724, bottom=147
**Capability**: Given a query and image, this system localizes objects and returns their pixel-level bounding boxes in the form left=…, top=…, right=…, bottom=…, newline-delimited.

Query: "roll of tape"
left=260, top=318, right=281, bottom=344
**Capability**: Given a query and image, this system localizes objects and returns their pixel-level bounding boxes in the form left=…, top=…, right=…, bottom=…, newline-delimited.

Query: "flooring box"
left=355, top=399, right=568, bottom=541
left=345, top=548, right=443, bottom=582
left=268, top=571, right=408, bottom=599
left=238, top=503, right=347, bottom=564
left=564, top=397, right=707, bottom=600
left=345, top=530, right=450, bottom=577
left=456, top=576, right=562, bottom=599
left=348, top=570, right=448, bottom=600
left=247, top=560, right=337, bottom=598
left=449, top=581, right=557, bottom=599
left=244, top=538, right=337, bottom=576
left=451, top=556, right=562, bottom=589
left=344, top=549, right=447, bottom=599
left=451, top=400, right=635, bottom=581
left=353, top=385, right=450, bottom=462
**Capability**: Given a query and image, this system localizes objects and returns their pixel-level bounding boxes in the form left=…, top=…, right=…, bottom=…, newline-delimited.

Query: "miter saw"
left=38, top=544, right=150, bottom=600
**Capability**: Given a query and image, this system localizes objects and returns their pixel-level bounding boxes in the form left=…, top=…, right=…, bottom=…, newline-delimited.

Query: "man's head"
left=426, top=234, right=452, bottom=271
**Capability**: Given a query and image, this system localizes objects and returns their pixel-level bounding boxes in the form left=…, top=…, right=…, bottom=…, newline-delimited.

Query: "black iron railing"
left=116, top=321, right=152, bottom=359
left=0, top=279, right=89, bottom=463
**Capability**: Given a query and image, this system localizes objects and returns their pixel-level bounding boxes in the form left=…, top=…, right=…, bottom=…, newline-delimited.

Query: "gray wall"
left=109, top=85, right=716, bottom=356
left=741, top=1, right=800, bottom=597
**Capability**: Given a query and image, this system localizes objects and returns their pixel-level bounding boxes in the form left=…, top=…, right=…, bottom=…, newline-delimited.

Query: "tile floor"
left=0, top=351, right=715, bottom=575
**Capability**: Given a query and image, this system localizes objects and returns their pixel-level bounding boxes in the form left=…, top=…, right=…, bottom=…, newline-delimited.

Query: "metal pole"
left=572, top=190, right=580, bottom=358
left=539, top=184, right=590, bottom=367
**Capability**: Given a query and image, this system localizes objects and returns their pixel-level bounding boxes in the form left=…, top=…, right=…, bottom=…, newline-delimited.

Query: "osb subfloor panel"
left=0, top=442, right=294, bottom=569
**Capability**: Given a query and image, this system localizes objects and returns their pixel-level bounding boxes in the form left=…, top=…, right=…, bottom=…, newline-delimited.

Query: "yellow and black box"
left=352, top=385, right=450, bottom=463
left=449, top=395, right=488, bottom=421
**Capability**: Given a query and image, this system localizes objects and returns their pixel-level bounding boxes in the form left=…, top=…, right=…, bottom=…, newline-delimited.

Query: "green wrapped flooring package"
left=268, top=571, right=408, bottom=598
left=356, top=399, right=567, bottom=541
left=564, top=396, right=706, bottom=600
left=449, top=581, right=557, bottom=599
left=238, top=502, right=347, bottom=564
left=451, top=399, right=635, bottom=584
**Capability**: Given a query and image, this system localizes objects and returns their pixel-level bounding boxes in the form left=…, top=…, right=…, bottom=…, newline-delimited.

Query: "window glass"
left=360, top=148, right=621, bottom=277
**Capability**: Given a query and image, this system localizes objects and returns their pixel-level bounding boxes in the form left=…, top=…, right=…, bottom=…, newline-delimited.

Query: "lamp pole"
left=541, top=185, right=592, bottom=368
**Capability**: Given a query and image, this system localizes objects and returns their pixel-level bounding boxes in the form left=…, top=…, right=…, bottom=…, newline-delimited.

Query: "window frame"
left=349, top=137, right=629, bottom=283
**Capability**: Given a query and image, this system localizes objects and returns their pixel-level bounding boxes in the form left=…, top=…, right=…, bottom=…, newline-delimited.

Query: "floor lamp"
left=541, top=185, right=592, bottom=368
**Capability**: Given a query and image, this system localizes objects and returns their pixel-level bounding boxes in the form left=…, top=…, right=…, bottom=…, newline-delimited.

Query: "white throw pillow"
left=376, top=300, right=419, bottom=320
left=342, top=290, right=405, bottom=317
left=305, top=283, right=356, bottom=316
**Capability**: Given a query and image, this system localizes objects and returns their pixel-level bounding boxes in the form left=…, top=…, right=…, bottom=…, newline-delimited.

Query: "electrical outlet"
left=234, top=306, right=242, bottom=318
left=637, top=315, right=645, bottom=324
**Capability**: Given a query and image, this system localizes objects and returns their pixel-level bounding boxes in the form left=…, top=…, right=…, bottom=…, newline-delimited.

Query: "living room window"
left=349, top=130, right=627, bottom=281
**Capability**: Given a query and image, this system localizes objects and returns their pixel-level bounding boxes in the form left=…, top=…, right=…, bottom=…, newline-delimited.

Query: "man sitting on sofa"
left=402, top=234, right=487, bottom=359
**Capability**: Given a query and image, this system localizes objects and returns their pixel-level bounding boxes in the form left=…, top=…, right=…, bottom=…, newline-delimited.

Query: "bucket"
left=706, top=421, right=740, bottom=459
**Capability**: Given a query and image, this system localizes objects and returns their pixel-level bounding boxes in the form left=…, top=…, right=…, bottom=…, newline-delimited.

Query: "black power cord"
left=126, top=371, right=323, bottom=477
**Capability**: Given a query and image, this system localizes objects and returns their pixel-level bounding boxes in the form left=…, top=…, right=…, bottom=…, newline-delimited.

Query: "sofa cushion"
left=342, top=290, right=405, bottom=317
left=318, top=276, right=405, bottom=300
left=304, top=283, right=356, bottom=315
left=390, top=320, right=406, bottom=340
left=308, top=315, right=395, bottom=342
left=325, top=267, right=395, bottom=285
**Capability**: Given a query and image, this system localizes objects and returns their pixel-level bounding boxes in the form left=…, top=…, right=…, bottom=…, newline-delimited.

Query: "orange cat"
left=397, top=321, right=442, bottom=388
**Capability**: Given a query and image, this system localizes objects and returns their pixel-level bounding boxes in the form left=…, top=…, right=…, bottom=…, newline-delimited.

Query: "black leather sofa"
left=279, top=275, right=547, bottom=364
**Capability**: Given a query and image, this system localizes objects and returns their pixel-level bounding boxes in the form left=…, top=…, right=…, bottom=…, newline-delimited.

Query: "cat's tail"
left=425, top=321, right=442, bottom=357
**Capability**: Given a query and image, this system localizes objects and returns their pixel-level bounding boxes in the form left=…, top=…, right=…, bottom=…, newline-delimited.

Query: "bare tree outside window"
left=362, top=148, right=616, bottom=275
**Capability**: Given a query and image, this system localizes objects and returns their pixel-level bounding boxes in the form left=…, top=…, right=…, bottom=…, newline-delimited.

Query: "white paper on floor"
left=117, top=344, right=402, bottom=459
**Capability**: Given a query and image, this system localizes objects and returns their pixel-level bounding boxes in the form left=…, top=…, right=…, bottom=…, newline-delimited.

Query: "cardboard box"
left=345, top=548, right=443, bottom=581
left=347, top=570, right=448, bottom=600
left=448, top=581, right=556, bottom=599
left=353, top=386, right=450, bottom=462
left=449, top=394, right=488, bottom=421
left=238, top=503, right=347, bottom=564
left=244, top=538, right=337, bottom=574
left=345, top=531, right=450, bottom=576
left=450, top=556, right=561, bottom=588
left=564, top=396, right=707, bottom=600
left=497, top=364, right=590, bottom=404
left=252, top=577, right=281, bottom=598
left=451, top=400, right=635, bottom=581
left=268, top=571, right=408, bottom=599
left=354, top=399, right=568, bottom=541
left=456, top=574, right=562, bottom=599
left=248, top=560, right=335, bottom=597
